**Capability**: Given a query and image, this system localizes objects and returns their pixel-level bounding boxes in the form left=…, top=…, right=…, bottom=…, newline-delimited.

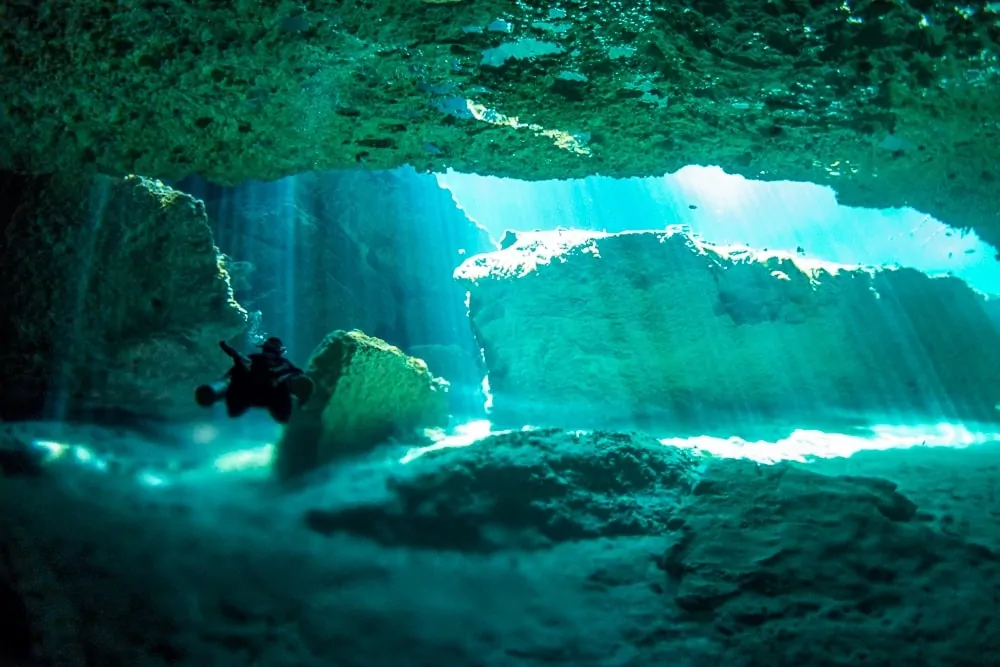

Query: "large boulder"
left=275, top=330, right=450, bottom=479
left=0, top=172, right=247, bottom=420
left=302, top=428, right=1000, bottom=665
left=456, top=229, right=1000, bottom=435
left=305, top=429, right=702, bottom=552
left=1, top=3, right=998, bottom=245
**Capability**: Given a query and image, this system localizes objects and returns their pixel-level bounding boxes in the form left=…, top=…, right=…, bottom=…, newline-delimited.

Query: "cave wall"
left=178, top=167, right=494, bottom=413
left=457, top=229, right=1000, bottom=435
left=0, top=172, right=247, bottom=421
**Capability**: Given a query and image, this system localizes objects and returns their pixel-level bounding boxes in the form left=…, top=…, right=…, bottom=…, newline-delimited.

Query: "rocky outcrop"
left=180, top=168, right=492, bottom=414
left=305, top=429, right=702, bottom=551
left=2, top=3, right=998, bottom=245
left=0, top=172, right=247, bottom=420
left=456, top=229, right=1000, bottom=434
left=305, top=428, right=1000, bottom=665
left=2, top=421, right=1000, bottom=665
left=275, top=329, right=450, bottom=479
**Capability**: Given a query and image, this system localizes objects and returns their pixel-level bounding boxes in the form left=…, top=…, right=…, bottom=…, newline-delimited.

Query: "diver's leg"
left=268, top=389, right=294, bottom=424
left=225, top=385, right=251, bottom=418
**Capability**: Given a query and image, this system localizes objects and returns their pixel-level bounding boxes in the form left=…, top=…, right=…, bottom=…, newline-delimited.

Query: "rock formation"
left=304, top=428, right=1000, bottom=666
left=4, top=423, right=997, bottom=665
left=2, top=2, right=998, bottom=245
left=275, top=329, right=450, bottom=479
left=0, top=172, right=247, bottom=420
left=180, top=167, right=492, bottom=414
left=456, top=229, right=1000, bottom=434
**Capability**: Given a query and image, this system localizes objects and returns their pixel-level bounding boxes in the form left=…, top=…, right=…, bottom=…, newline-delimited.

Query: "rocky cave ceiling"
left=1, top=1, right=998, bottom=244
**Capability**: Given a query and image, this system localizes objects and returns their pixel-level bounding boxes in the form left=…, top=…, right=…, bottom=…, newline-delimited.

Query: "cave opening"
left=152, top=163, right=1000, bottom=463
left=5, top=162, right=1000, bottom=459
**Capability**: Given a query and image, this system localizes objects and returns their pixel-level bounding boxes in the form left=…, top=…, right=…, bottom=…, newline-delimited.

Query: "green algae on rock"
left=1, top=2, right=998, bottom=244
left=274, top=329, right=449, bottom=479
left=456, top=228, right=1000, bottom=435
left=0, top=172, right=247, bottom=420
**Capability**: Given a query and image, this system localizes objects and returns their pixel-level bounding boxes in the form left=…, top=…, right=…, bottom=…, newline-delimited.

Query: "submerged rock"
left=301, top=428, right=1000, bottom=664
left=275, top=329, right=449, bottom=479
left=456, top=229, right=1000, bottom=434
left=0, top=172, right=246, bottom=420
left=664, top=460, right=1000, bottom=665
left=305, top=428, right=701, bottom=551
left=1, top=421, right=999, bottom=665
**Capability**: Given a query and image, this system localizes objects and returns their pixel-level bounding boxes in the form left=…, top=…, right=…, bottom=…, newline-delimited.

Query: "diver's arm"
left=219, top=340, right=251, bottom=367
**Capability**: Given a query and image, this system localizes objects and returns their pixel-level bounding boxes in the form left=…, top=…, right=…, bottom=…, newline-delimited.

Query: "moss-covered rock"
left=0, top=172, right=246, bottom=420
left=456, top=229, right=1000, bottom=435
left=1, top=2, right=998, bottom=244
left=275, top=329, right=449, bottom=479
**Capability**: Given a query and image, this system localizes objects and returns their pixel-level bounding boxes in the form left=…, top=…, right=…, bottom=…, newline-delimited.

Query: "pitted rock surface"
left=1, top=2, right=998, bottom=244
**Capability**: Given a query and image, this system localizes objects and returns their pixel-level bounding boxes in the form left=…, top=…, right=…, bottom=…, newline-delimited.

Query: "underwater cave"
left=2, top=1, right=1000, bottom=665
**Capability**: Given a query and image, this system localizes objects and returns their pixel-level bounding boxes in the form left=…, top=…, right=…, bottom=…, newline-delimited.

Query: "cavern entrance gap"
left=437, top=165, right=1000, bottom=294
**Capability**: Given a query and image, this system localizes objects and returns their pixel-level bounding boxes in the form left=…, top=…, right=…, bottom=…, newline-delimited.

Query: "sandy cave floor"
left=1, top=415, right=999, bottom=667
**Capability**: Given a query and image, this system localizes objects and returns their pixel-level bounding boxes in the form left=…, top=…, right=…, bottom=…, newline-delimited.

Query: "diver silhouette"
left=195, top=337, right=313, bottom=424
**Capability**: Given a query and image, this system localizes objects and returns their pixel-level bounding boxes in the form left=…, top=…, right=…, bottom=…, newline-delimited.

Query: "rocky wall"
left=456, top=229, right=1000, bottom=434
left=0, top=172, right=247, bottom=421
left=1, top=2, right=998, bottom=245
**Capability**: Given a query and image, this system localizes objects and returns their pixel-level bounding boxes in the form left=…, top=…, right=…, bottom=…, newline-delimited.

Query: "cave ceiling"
left=1, top=1, right=999, bottom=245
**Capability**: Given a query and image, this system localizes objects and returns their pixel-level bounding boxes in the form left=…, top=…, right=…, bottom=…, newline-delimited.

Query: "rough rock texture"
left=181, top=167, right=492, bottom=413
left=306, top=429, right=702, bottom=552
left=275, top=329, right=450, bottom=479
left=662, top=461, right=997, bottom=665
left=0, top=172, right=246, bottom=420
left=300, top=428, right=1000, bottom=664
left=2, top=2, right=999, bottom=244
left=456, top=229, right=1000, bottom=434
left=2, top=422, right=999, bottom=665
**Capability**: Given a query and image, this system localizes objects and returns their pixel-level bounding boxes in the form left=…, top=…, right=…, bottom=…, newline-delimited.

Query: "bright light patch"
left=32, top=439, right=69, bottom=461
left=137, top=471, right=168, bottom=487
left=32, top=439, right=109, bottom=472
left=464, top=100, right=591, bottom=156
left=402, top=419, right=497, bottom=463
left=662, top=422, right=1000, bottom=464
left=672, top=165, right=758, bottom=212
left=481, top=374, right=494, bottom=411
left=192, top=424, right=220, bottom=445
left=212, top=444, right=276, bottom=472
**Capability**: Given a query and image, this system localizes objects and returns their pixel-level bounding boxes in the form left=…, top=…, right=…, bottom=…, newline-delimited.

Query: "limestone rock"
left=304, top=428, right=701, bottom=552
left=664, top=460, right=1000, bottom=665
left=456, top=229, right=1000, bottom=434
left=275, top=330, right=449, bottom=479
left=1, top=3, right=998, bottom=244
left=406, top=343, right=487, bottom=415
left=0, top=172, right=246, bottom=420
left=3, top=421, right=999, bottom=665
left=301, top=428, right=1000, bottom=664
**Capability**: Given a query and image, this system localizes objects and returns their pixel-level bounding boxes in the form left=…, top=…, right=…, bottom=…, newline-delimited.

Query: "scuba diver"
left=195, top=337, right=313, bottom=424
